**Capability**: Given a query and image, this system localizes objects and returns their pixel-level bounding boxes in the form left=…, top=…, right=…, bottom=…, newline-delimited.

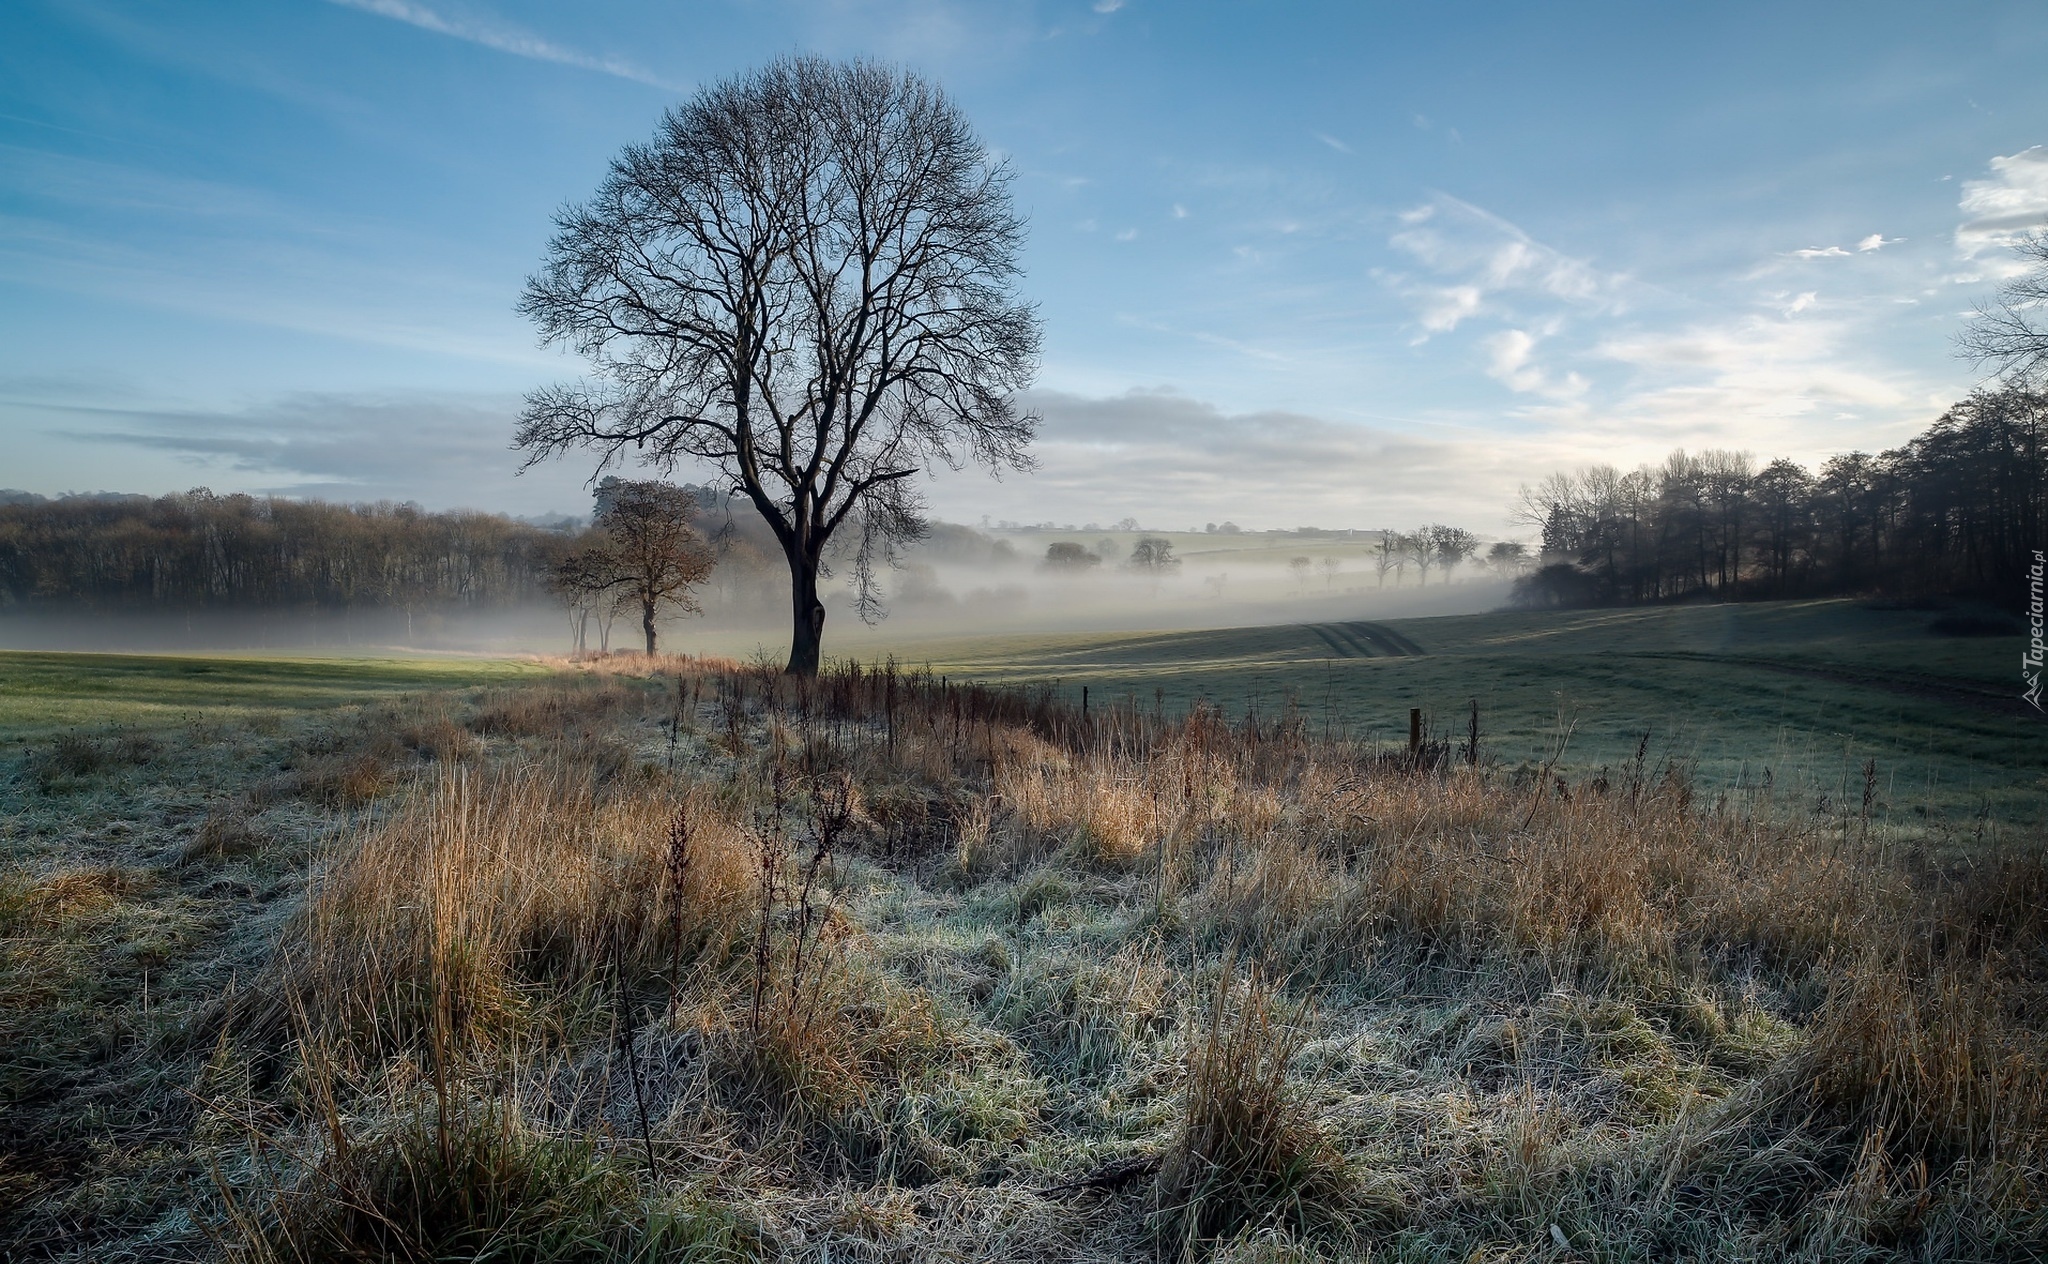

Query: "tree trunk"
left=642, top=595, right=658, bottom=655
left=786, top=551, right=826, bottom=676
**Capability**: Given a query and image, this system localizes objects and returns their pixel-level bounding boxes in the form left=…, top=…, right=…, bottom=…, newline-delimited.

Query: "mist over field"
left=0, top=527, right=1511, bottom=656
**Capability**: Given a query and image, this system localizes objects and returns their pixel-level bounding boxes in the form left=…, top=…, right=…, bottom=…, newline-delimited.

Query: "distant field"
left=2, top=599, right=2039, bottom=825
left=0, top=651, right=548, bottom=737
left=857, top=598, right=2044, bottom=825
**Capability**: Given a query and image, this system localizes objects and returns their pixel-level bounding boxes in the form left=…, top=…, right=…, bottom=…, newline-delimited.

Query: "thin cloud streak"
left=324, top=0, right=675, bottom=88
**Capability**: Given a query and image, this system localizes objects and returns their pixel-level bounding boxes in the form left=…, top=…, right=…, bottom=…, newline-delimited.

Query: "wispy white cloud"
left=1856, top=233, right=1899, bottom=252
left=1791, top=245, right=1851, bottom=259
left=1415, top=284, right=1483, bottom=334
left=1784, top=290, right=1817, bottom=314
left=0, top=151, right=547, bottom=369
left=1093, top=0, right=1126, bottom=12
left=932, top=387, right=1526, bottom=530
left=1386, top=195, right=1623, bottom=338
left=1953, top=145, right=2048, bottom=276
left=1483, top=329, right=1587, bottom=400
left=1580, top=310, right=1918, bottom=453
left=324, top=0, right=674, bottom=88
left=1313, top=132, right=1353, bottom=155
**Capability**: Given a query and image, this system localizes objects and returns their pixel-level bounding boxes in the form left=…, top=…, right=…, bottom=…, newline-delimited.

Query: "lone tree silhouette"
left=516, top=57, right=1041, bottom=674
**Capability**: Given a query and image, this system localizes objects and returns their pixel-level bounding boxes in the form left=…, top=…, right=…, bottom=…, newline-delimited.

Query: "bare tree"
left=1485, top=540, right=1528, bottom=581
left=1287, top=556, right=1312, bottom=591
left=1960, top=231, right=2048, bottom=385
left=1407, top=531, right=1435, bottom=587
left=516, top=57, right=1041, bottom=674
left=1128, top=536, right=1181, bottom=573
left=1426, top=524, right=1479, bottom=584
left=546, top=530, right=612, bottom=653
left=1372, top=531, right=1401, bottom=587
left=548, top=482, right=713, bottom=655
left=595, top=481, right=715, bottom=654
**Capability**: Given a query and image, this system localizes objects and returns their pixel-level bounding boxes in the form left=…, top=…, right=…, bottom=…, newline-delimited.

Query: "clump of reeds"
left=228, top=1087, right=760, bottom=1264
left=1152, top=968, right=1356, bottom=1250
left=279, top=758, right=755, bottom=1055
left=23, top=729, right=158, bottom=792
left=1795, top=949, right=2047, bottom=1169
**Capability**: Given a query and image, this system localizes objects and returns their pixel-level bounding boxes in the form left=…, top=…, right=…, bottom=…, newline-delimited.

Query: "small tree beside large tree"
left=550, top=480, right=714, bottom=655
left=516, top=56, right=1041, bottom=674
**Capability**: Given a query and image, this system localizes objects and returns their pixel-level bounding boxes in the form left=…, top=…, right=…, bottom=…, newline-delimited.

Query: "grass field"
left=841, top=598, right=2043, bottom=827
left=0, top=651, right=549, bottom=737
left=3, top=607, right=2044, bottom=1262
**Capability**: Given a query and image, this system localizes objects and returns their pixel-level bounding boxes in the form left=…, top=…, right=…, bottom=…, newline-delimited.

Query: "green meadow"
left=0, top=651, right=549, bottom=738
left=842, top=598, right=2043, bottom=826
left=3, top=597, right=2038, bottom=826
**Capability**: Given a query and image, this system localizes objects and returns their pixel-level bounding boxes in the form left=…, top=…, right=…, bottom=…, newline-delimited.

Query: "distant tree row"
left=1370, top=524, right=1485, bottom=587
left=1039, top=535, right=1182, bottom=574
left=1511, top=386, right=2047, bottom=608
left=0, top=489, right=570, bottom=613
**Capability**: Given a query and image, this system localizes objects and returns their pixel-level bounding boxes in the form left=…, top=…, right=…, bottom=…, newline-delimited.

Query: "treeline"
left=1514, top=386, right=2046, bottom=609
left=0, top=490, right=573, bottom=611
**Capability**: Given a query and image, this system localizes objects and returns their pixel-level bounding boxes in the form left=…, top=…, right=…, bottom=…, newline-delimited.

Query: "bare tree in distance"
left=1128, top=536, right=1181, bottom=574
left=1288, top=555, right=1312, bottom=592
left=550, top=481, right=714, bottom=655
left=1426, top=524, right=1480, bottom=584
left=1372, top=531, right=1402, bottom=588
left=599, top=481, right=715, bottom=654
left=1407, top=532, right=1435, bottom=587
left=1485, top=540, right=1528, bottom=581
left=516, top=57, right=1042, bottom=674
left=547, top=530, right=613, bottom=653
left=1960, top=231, right=2048, bottom=385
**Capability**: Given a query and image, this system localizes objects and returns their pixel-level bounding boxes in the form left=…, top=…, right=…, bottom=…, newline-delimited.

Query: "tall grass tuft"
left=278, top=757, right=755, bottom=1055
left=1153, top=968, right=1356, bottom=1250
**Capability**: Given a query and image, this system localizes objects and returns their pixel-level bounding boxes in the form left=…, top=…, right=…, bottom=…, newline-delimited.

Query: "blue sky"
left=3, top=1, right=2045, bottom=533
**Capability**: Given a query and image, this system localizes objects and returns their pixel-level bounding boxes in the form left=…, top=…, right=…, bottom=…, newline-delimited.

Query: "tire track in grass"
left=1301, top=622, right=1426, bottom=658
left=1306, top=624, right=1368, bottom=658
left=1303, top=622, right=1424, bottom=658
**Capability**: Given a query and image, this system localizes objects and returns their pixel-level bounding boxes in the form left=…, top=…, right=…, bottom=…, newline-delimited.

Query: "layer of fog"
left=0, top=528, right=1515, bottom=658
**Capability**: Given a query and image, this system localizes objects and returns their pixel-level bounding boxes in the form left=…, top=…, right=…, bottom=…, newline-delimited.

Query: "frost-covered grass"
left=3, top=649, right=2042, bottom=1261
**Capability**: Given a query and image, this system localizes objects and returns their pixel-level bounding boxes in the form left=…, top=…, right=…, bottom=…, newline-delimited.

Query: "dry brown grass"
left=15, top=654, right=2044, bottom=1262
left=1153, top=968, right=1359, bottom=1247
left=283, top=758, right=756, bottom=1053
left=466, top=676, right=647, bottom=738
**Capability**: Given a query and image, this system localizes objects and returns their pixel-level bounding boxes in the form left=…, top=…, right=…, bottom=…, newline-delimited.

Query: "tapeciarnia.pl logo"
left=2027, top=549, right=2045, bottom=712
